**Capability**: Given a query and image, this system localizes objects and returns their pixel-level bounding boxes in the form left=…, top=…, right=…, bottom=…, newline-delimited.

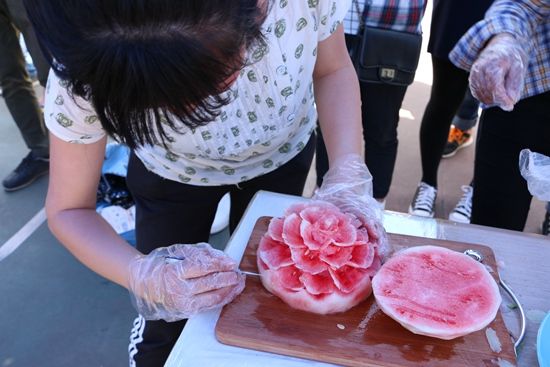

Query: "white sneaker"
left=210, top=193, right=230, bottom=234
left=408, top=182, right=437, bottom=218
left=449, top=185, right=473, bottom=224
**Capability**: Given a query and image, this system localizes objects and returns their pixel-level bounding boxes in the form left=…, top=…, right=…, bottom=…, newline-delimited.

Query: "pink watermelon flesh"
left=290, top=247, right=328, bottom=274
left=267, top=217, right=284, bottom=242
left=372, top=245, right=502, bottom=339
left=257, top=201, right=387, bottom=314
left=282, top=213, right=305, bottom=248
left=257, top=236, right=293, bottom=270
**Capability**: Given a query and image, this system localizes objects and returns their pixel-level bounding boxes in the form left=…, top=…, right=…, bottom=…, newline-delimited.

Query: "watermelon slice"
left=257, top=201, right=387, bottom=314
left=372, top=245, right=502, bottom=340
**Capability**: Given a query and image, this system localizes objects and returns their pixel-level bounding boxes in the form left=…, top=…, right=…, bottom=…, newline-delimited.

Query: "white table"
left=165, top=191, right=550, bottom=367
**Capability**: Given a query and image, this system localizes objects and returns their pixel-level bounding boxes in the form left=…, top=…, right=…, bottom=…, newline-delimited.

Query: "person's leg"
left=126, top=154, right=228, bottom=367
left=419, top=56, right=470, bottom=187
left=361, top=82, right=407, bottom=200
left=0, top=4, right=48, bottom=157
left=471, top=91, right=550, bottom=230
left=543, top=202, right=550, bottom=235
left=5, top=0, right=50, bottom=86
left=454, top=88, right=480, bottom=130
left=230, top=134, right=316, bottom=232
left=443, top=89, right=480, bottom=159
left=315, top=125, right=328, bottom=188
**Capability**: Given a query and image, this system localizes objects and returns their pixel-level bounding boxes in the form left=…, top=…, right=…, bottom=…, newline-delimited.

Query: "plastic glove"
left=313, top=154, right=390, bottom=259
left=469, top=33, right=528, bottom=111
left=127, top=242, right=245, bottom=322
left=519, top=149, right=550, bottom=201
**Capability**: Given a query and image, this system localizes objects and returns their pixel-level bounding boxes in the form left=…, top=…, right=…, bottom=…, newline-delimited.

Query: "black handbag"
left=351, top=1, right=423, bottom=86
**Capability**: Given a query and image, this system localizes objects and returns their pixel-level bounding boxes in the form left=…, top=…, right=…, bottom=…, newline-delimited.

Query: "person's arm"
left=450, top=0, right=550, bottom=72
left=449, top=0, right=550, bottom=110
left=46, top=133, right=244, bottom=321
left=46, top=134, right=138, bottom=288
left=311, top=25, right=387, bottom=257
left=313, top=24, right=362, bottom=165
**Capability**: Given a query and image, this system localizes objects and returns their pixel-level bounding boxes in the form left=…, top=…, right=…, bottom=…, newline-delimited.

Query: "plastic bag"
left=519, top=149, right=550, bottom=201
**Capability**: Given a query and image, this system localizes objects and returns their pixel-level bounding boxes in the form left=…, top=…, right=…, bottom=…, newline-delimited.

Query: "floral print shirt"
left=44, top=0, right=350, bottom=185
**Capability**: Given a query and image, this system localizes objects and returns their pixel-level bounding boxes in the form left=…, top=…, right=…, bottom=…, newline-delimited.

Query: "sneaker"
left=409, top=182, right=437, bottom=218
left=449, top=185, right=473, bottom=224
left=543, top=211, right=550, bottom=235
left=442, top=126, right=474, bottom=158
left=2, top=152, right=49, bottom=192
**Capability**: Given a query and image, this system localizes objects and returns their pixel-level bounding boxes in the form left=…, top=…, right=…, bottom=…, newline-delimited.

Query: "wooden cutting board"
left=215, top=217, right=517, bottom=367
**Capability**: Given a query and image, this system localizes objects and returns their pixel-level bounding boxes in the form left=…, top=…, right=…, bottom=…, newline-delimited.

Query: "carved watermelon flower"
left=257, top=201, right=385, bottom=314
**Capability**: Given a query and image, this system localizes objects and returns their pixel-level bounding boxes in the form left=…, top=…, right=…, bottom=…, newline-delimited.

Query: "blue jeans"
left=453, top=88, right=480, bottom=131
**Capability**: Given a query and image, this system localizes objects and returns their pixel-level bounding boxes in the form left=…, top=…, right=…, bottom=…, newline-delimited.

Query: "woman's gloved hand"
left=127, top=242, right=245, bottom=322
left=313, top=153, right=389, bottom=259
left=469, top=33, right=528, bottom=111
left=313, top=153, right=381, bottom=226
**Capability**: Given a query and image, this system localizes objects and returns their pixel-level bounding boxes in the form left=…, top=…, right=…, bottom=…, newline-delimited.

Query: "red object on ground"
left=257, top=201, right=386, bottom=314
left=372, top=245, right=502, bottom=340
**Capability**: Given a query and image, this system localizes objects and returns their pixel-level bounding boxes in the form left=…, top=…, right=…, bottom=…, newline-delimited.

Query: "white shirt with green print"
left=44, top=0, right=350, bottom=186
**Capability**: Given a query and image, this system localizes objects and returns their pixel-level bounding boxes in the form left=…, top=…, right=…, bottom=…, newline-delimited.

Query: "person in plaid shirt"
left=449, top=0, right=550, bottom=232
left=316, top=0, right=426, bottom=207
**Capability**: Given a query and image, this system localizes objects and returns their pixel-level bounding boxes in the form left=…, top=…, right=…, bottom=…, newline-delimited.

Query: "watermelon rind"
left=259, top=265, right=373, bottom=314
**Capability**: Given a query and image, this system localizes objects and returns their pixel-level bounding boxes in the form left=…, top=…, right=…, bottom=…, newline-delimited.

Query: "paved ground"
left=0, top=10, right=547, bottom=367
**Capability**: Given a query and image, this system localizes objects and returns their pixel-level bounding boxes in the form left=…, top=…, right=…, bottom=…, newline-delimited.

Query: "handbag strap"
left=352, top=0, right=366, bottom=30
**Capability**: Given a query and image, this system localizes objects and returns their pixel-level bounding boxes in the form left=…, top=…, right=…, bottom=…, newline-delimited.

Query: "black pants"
left=419, top=56, right=470, bottom=187
left=316, top=33, right=409, bottom=199
left=0, top=0, right=49, bottom=157
left=472, top=91, right=550, bottom=231
left=125, top=135, right=315, bottom=366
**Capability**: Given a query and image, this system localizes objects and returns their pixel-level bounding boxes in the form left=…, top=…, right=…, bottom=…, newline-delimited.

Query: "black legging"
left=420, top=56, right=470, bottom=187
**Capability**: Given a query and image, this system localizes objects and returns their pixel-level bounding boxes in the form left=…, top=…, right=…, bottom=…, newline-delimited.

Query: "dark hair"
left=24, top=0, right=267, bottom=149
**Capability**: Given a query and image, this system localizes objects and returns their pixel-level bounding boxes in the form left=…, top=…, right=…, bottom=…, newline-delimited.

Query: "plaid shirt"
left=450, top=0, right=550, bottom=100
left=344, top=0, right=427, bottom=36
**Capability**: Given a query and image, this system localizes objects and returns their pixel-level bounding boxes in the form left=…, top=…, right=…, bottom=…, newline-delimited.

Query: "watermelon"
left=372, top=245, right=502, bottom=340
left=257, top=201, right=387, bottom=314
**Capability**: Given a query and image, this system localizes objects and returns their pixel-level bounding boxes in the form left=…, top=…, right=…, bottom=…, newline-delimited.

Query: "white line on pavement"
left=0, top=207, right=46, bottom=262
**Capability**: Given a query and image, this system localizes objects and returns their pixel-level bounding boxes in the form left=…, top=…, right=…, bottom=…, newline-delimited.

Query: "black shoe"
left=2, top=152, right=49, bottom=192
left=543, top=211, right=550, bottom=236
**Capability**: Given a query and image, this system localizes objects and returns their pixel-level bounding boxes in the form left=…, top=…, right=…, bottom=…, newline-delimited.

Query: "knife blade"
left=166, top=256, right=260, bottom=277
left=240, top=270, right=261, bottom=277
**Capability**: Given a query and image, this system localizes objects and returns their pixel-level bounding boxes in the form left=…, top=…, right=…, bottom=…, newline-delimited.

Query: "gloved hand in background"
left=127, top=242, right=245, bottom=322
left=313, top=153, right=389, bottom=259
left=469, top=33, right=529, bottom=111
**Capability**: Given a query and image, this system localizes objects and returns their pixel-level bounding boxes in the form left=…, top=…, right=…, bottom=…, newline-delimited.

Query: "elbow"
left=44, top=197, right=62, bottom=234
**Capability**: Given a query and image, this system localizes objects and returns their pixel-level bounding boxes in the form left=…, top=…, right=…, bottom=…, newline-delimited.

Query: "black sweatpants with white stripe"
left=125, top=135, right=315, bottom=366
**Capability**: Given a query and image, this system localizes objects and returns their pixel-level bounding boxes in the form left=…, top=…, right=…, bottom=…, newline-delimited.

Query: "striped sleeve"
left=450, top=0, right=550, bottom=71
